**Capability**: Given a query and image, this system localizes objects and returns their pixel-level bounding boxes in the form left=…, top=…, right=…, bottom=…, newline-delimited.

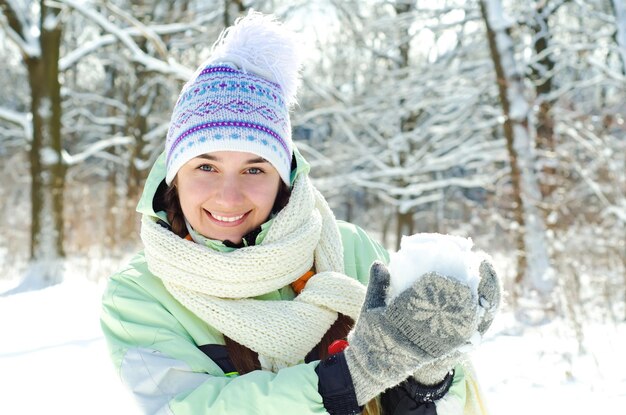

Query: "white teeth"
left=212, top=213, right=245, bottom=222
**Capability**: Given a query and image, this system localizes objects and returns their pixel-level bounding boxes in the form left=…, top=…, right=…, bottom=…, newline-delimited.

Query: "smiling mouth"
left=212, top=213, right=245, bottom=222
left=206, top=210, right=249, bottom=225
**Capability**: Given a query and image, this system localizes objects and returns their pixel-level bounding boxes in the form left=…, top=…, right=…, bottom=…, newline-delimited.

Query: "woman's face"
left=175, top=151, right=282, bottom=244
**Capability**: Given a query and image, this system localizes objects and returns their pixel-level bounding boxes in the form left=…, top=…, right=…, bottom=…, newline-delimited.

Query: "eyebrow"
left=195, top=154, right=269, bottom=164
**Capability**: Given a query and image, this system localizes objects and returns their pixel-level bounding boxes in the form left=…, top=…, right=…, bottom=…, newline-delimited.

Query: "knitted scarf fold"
left=141, top=174, right=366, bottom=371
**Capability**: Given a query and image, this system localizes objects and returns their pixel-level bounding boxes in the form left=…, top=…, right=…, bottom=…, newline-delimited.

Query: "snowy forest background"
left=0, top=0, right=625, bottom=413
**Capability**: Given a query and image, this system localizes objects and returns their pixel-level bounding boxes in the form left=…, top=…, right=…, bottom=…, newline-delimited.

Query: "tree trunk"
left=126, top=99, right=148, bottom=201
left=395, top=210, right=414, bottom=251
left=393, top=1, right=417, bottom=251
left=25, top=2, right=65, bottom=288
left=480, top=0, right=554, bottom=309
left=104, top=64, right=119, bottom=250
left=531, top=5, right=557, bottom=199
left=122, top=36, right=152, bottom=236
left=224, top=0, right=246, bottom=27
left=381, top=205, right=392, bottom=249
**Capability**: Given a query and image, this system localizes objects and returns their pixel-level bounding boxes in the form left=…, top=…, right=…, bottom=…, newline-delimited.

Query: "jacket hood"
left=136, top=145, right=311, bottom=222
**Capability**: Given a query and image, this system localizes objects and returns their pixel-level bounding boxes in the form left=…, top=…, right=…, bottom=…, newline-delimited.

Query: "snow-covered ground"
left=0, top=275, right=138, bottom=414
left=474, top=314, right=626, bottom=413
left=1, top=273, right=624, bottom=414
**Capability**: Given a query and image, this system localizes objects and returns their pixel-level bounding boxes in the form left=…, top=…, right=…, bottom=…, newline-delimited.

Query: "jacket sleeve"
left=101, top=254, right=329, bottom=415
left=337, top=220, right=390, bottom=283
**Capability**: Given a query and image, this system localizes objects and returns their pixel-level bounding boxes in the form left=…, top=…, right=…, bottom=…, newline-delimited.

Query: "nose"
left=213, top=175, right=245, bottom=207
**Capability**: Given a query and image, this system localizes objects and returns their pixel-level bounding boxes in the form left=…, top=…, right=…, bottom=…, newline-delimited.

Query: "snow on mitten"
left=343, top=261, right=481, bottom=405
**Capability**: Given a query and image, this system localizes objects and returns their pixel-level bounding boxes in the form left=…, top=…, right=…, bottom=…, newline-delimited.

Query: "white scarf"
left=141, top=174, right=366, bottom=371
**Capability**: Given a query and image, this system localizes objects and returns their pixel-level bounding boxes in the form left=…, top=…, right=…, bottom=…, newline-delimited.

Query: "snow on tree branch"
left=63, top=107, right=125, bottom=128
left=59, top=20, right=210, bottom=71
left=105, top=1, right=168, bottom=60
left=65, top=91, right=128, bottom=113
left=0, top=106, right=30, bottom=138
left=59, top=33, right=115, bottom=71
left=60, top=0, right=192, bottom=80
left=62, top=135, right=133, bottom=166
left=0, top=0, right=41, bottom=58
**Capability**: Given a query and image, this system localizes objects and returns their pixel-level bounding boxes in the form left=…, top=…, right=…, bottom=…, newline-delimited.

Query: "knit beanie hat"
left=165, top=12, right=303, bottom=185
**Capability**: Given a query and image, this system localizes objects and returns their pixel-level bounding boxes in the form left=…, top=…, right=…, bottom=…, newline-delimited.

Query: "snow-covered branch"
left=587, top=56, right=626, bottom=82
left=0, top=106, right=30, bottom=139
left=59, top=33, right=115, bottom=70
left=62, top=135, right=133, bottom=165
left=60, top=0, right=193, bottom=80
left=64, top=107, right=125, bottom=128
left=353, top=174, right=493, bottom=197
left=105, top=2, right=168, bottom=59
left=64, top=91, right=128, bottom=113
left=0, top=0, right=41, bottom=58
left=606, top=203, right=626, bottom=224
left=0, top=106, right=28, bottom=127
left=60, top=19, right=209, bottom=71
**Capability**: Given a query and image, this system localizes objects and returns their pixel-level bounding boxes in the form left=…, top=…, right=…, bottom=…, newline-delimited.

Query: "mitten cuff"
left=409, top=369, right=455, bottom=403
left=380, top=371, right=454, bottom=415
left=315, top=352, right=362, bottom=415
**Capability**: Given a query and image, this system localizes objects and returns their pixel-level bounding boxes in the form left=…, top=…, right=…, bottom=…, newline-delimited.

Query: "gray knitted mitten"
left=344, top=261, right=484, bottom=405
left=412, top=260, right=501, bottom=385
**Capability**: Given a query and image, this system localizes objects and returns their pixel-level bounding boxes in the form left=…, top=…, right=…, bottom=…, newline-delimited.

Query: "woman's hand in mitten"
left=412, top=259, right=501, bottom=386
left=343, top=261, right=483, bottom=405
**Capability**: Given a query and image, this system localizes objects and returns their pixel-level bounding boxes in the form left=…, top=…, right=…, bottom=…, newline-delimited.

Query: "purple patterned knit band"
left=167, top=120, right=289, bottom=165
left=198, top=66, right=282, bottom=89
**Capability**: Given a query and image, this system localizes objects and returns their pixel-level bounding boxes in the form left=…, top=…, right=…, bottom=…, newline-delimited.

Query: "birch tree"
left=480, top=0, right=554, bottom=306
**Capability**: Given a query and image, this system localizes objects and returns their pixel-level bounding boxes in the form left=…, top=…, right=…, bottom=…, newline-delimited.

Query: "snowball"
left=387, top=233, right=484, bottom=302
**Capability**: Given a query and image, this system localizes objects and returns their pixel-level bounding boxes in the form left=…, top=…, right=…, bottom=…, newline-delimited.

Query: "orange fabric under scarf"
left=291, top=270, right=315, bottom=294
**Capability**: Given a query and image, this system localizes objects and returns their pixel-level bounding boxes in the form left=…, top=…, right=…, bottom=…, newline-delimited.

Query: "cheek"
left=249, top=181, right=280, bottom=211
left=177, top=179, right=210, bottom=213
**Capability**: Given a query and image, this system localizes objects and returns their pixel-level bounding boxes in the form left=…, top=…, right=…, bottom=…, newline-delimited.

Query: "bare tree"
left=0, top=0, right=207, bottom=289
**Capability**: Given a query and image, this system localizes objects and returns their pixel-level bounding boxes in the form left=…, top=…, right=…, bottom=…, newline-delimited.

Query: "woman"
left=101, top=12, right=499, bottom=415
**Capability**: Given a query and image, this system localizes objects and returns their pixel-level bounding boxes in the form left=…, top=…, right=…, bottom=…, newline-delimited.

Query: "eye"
left=246, top=167, right=264, bottom=175
left=198, top=164, right=216, bottom=172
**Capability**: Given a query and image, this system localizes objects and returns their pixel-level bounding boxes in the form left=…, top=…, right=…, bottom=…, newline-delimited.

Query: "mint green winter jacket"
left=100, top=151, right=467, bottom=414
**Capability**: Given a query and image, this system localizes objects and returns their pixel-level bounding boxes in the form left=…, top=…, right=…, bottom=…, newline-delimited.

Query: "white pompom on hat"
left=165, top=11, right=304, bottom=185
